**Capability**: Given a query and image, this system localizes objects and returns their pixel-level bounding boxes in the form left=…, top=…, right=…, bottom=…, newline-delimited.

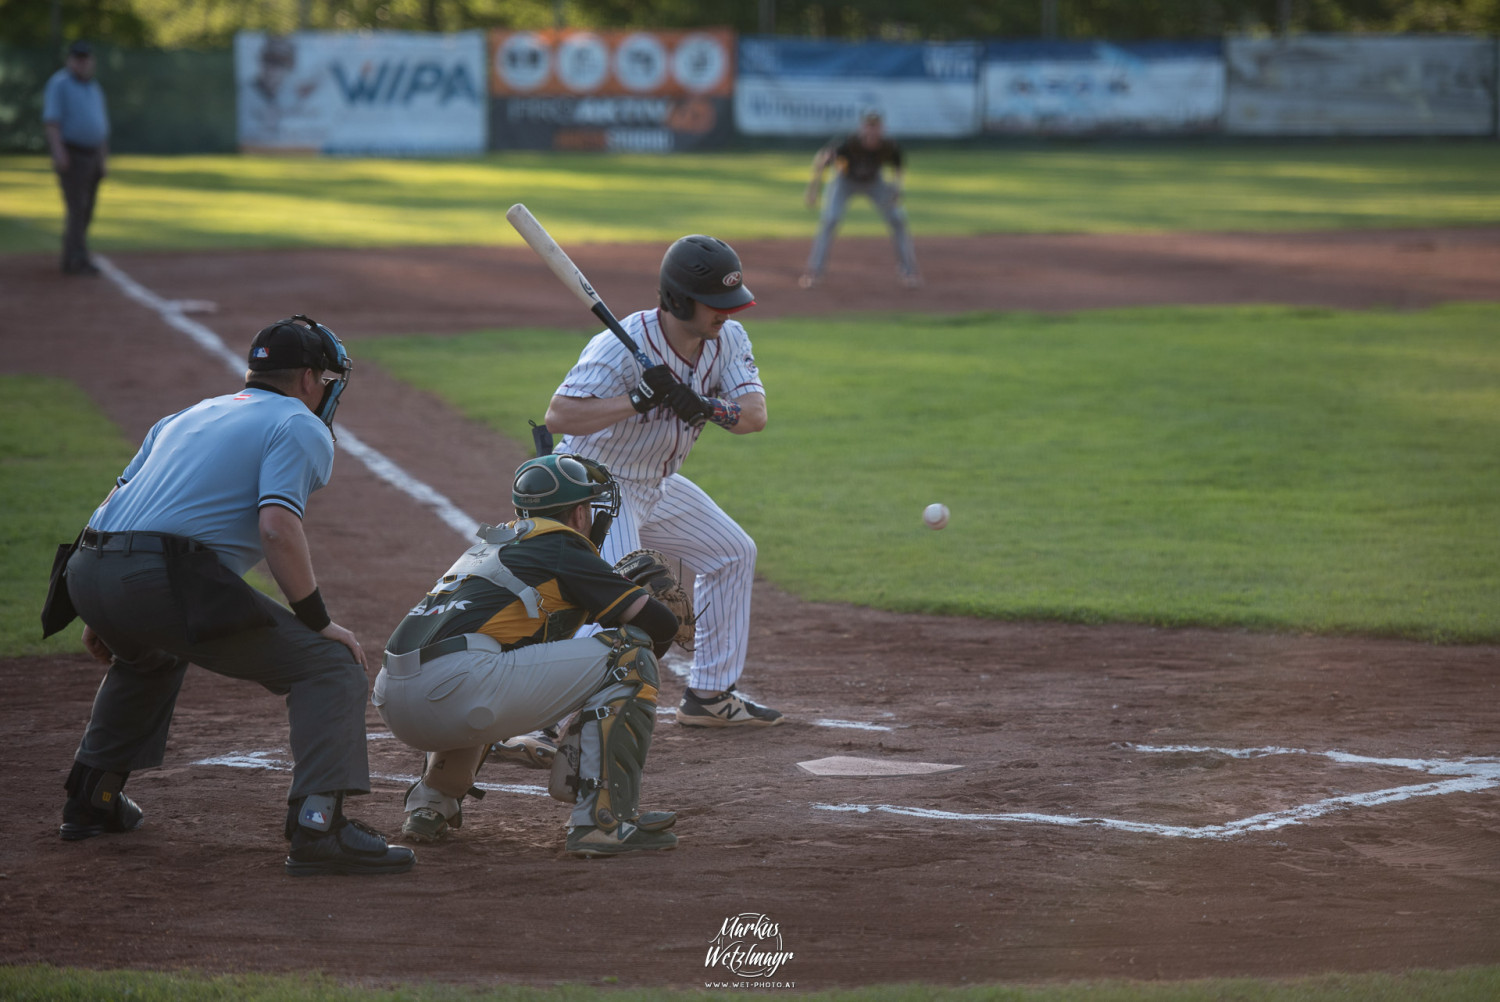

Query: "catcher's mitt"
left=613, top=548, right=695, bottom=651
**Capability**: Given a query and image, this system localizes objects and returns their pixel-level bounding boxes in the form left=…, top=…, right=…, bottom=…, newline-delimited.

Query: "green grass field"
left=363, top=302, right=1500, bottom=643
left=3, top=965, right=1499, bottom=1002
left=0, top=377, right=135, bottom=657
left=3, top=142, right=1499, bottom=254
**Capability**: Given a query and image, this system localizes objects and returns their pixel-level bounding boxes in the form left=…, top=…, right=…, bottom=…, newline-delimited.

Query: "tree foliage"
left=4, top=0, right=1497, bottom=49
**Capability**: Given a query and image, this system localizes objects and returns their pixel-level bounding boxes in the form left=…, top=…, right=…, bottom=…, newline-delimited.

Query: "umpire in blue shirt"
left=43, top=40, right=110, bottom=276
left=56, top=316, right=415, bottom=876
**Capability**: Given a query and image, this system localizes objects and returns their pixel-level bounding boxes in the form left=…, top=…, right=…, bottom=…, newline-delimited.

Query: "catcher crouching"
left=373, top=454, right=685, bottom=857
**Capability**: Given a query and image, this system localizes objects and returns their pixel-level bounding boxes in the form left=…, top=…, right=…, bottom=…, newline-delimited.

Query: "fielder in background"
left=800, top=108, right=921, bottom=290
left=50, top=316, right=414, bottom=876
left=374, top=454, right=683, bottom=857
left=43, top=40, right=110, bottom=276
left=545, top=235, right=785, bottom=728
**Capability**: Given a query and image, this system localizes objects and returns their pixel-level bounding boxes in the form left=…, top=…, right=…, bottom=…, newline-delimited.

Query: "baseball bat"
left=505, top=203, right=654, bottom=371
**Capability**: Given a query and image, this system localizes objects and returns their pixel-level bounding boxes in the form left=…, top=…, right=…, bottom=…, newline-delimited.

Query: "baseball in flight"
left=923, top=503, right=949, bottom=530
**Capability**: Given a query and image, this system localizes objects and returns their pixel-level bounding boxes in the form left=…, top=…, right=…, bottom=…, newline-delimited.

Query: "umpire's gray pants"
left=806, top=173, right=919, bottom=278
left=56, top=145, right=103, bottom=271
left=65, top=547, right=370, bottom=801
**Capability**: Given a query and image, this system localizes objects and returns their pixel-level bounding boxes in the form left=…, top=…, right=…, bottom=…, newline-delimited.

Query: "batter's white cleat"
left=797, top=272, right=820, bottom=289
left=491, top=732, right=556, bottom=770
left=676, top=686, right=785, bottom=727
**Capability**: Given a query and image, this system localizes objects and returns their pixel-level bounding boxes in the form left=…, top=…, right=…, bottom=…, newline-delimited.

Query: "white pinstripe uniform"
left=554, top=308, right=763, bottom=694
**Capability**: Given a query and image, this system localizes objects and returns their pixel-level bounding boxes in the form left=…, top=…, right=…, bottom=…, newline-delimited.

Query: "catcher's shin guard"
left=549, top=625, right=660, bottom=832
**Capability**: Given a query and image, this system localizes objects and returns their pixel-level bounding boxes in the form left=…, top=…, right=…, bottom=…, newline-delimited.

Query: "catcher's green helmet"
left=512, top=453, right=620, bottom=520
left=658, top=235, right=755, bottom=321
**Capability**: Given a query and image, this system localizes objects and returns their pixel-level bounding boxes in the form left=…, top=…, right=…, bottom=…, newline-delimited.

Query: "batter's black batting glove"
left=629, top=364, right=677, bottom=414
left=665, top=383, right=714, bottom=429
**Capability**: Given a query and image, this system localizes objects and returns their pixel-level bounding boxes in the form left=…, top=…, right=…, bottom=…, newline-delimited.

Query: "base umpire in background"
left=48, top=315, right=414, bottom=876
left=42, top=40, right=109, bottom=277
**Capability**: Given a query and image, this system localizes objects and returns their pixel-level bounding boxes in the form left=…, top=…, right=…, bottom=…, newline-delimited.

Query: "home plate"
left=797, top=755, right=963, bottom=777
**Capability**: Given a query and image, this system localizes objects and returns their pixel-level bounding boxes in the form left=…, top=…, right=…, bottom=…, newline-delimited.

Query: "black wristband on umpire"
left=291, top=588, right=331, bottom=632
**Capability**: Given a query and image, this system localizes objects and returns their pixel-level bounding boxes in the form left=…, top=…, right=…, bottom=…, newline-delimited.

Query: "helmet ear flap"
left=660, top=287, right=694, bottom=322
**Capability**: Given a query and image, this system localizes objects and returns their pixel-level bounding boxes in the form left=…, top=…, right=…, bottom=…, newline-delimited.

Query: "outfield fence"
left=2, top=32, right=1496, bottom=154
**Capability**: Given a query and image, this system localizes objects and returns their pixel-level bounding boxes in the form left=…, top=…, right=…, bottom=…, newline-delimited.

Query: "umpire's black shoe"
left=60, top=791, right=144, bottom=841
left=60, top=762, right=143, bottom=841
left=286, top=817, right=416, bottom=877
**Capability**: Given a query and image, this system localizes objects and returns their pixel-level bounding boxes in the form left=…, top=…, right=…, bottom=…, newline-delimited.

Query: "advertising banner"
left=983, top=41, right=1223, bottom=134
left=488, top=28, right=735, bottom=151
left=734, top=37, right=982, bottom=138
left=235, top=31, right=487, bottom=154
left=1225, top=35, right=1495, bottom=135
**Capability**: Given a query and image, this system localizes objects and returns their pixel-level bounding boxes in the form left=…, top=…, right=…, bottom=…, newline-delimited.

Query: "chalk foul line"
left=814, top=744, right=1500, bottom=840
left=192, top=749, right=549, bottom=798
left=96, top=255, right=481, bottom=540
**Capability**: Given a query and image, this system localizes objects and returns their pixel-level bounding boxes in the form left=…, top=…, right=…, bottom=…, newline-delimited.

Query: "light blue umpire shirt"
left=88, top=387, right=335, bottom=577
left=42, top=66, right=110, bottom=149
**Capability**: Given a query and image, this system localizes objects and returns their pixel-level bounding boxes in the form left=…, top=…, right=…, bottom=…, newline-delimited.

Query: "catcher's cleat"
left=401, top=807, right=452, bottom=843
left=676, top=686, right=785, bottom=728
left=491, top=733, right=557, bottom=770
left=286, top=817, right=415, bottom=876
left=566, top=822, right=678, bottom=858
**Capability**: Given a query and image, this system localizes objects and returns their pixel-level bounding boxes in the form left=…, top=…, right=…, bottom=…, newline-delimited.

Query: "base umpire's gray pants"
left=56, top=145, right=103, bottom=271
left=806, top=173, right=919, bottom=279
left=65, top=547, right=371, bottom=802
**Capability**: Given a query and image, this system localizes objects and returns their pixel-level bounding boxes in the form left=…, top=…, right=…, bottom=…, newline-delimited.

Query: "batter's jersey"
left=554, top=308, right=764, bottom=482
left=386, top=520, right=645, bottom=655
left=88, top=386, right=334, bottom=577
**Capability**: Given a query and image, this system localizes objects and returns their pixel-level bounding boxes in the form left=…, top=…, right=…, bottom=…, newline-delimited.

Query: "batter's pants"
left=65, top=546, right=371, bottom=801
left=805, top=173, right=919, bottom=280
left=599, top=473, right=756, bottom=694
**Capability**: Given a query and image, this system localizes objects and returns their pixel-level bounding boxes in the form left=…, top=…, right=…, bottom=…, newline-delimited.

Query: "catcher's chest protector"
left=436, top=520, right=575, bottom=618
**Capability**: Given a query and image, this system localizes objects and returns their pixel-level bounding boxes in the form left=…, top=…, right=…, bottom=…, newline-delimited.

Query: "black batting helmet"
left=658, top=235, right=755, bottom=321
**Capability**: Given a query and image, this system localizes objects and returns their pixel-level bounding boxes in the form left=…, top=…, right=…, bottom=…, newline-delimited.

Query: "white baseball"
left=923, top=503, right=949, bottom=530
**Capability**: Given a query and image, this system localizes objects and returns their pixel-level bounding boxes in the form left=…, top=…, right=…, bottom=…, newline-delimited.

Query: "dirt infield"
left=3, top=229, right=1499, bottom=989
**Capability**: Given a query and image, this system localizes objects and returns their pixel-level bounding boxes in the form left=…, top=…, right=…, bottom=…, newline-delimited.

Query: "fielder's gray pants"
left=806, top=173, right=919, bottom=279
left=65, top=547, right=371, bottom=801
left=56, top=144, right=103, bottom=271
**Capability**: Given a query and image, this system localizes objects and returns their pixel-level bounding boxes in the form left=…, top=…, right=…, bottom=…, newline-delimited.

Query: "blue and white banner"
left=235, top=31, right=487, bottom=154
left=734, top=37, right=981, bottom=138
left=983, top=41, right=1223, bottom=134
left=1225, top=35, right=1496, bottom=136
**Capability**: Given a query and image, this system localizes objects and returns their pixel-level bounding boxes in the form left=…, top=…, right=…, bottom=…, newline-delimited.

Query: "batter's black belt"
left=79, top=529, right=205, bottom=555
left=64, top=142, right=101, bottom=155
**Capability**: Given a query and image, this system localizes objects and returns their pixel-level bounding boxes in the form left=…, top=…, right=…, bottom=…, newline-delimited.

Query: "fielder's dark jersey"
left=835, top=136, right=903, bottom=184
left=386, top=519, right=644, bottom=655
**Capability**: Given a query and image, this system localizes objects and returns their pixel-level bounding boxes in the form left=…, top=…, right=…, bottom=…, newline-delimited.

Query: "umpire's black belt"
left=79, top=529, right=205, bottom=554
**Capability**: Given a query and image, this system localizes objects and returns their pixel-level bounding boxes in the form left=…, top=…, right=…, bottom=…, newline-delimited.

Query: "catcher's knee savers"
left=550, top=625, right=659, bottom=832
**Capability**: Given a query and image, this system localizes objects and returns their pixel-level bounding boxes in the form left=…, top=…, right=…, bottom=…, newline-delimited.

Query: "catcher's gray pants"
left=373, top=633, right=619, bottom=822
left=65, top=547, right=371, bottom=801
left=56, top=144, right=104, bottom=271
left=805, top=173, right=919, bottom=279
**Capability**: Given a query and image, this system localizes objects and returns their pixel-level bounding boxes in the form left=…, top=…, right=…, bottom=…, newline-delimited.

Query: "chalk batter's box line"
left=191, top=741, right=1500, bottom=840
